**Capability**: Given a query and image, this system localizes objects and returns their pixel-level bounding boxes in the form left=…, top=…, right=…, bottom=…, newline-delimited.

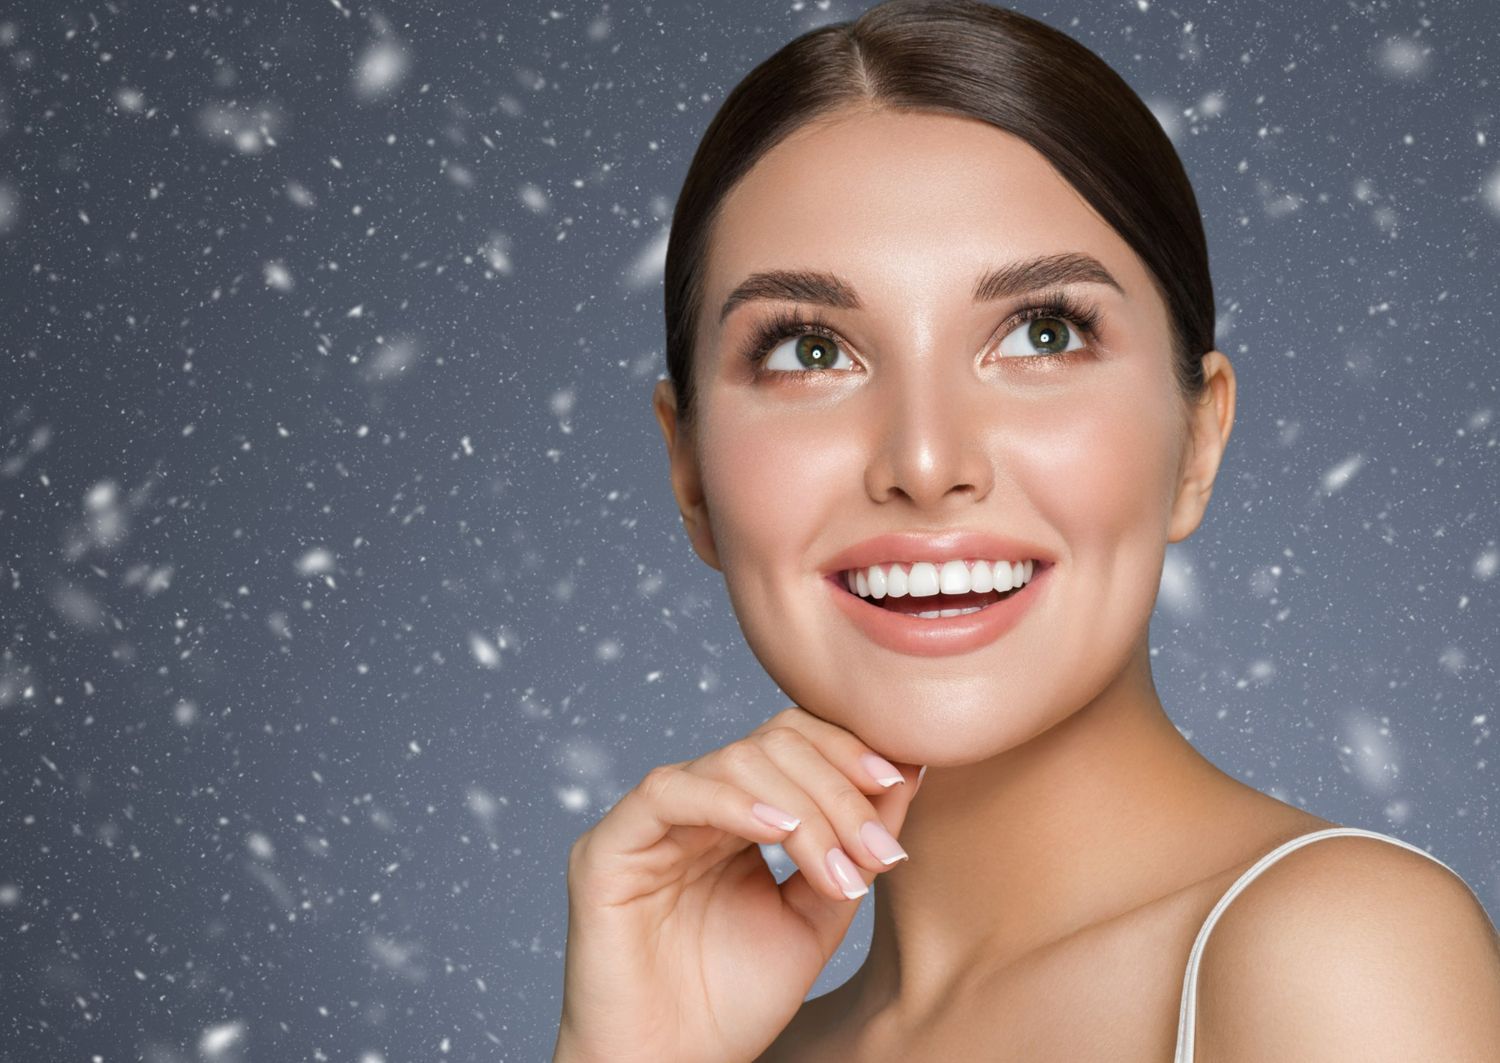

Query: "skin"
left=651, top=106, right=1336, bottom=1055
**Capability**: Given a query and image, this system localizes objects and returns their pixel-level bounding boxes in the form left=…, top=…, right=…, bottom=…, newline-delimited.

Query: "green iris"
left=794, top=335, right=839, bottom=369
left=1028, top=318, right=1070, bottom=354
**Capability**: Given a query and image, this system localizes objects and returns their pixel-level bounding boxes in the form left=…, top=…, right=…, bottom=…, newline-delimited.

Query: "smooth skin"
left=556, top=708, right=924, bottom=1063
left=557, top=106, right=1500, bottom=1061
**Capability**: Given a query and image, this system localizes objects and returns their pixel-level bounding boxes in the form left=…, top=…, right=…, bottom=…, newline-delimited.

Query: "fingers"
left=689, top=738, right=866, bottom=901
left=689, top=725, right=917, bottom=903
left=754, top=726, right=911, bottom=877
left=590, top=762, right=799, bottom=866
left=573, top=706, right=921, bottom=909
left=753, top=705, right=922, bottom=791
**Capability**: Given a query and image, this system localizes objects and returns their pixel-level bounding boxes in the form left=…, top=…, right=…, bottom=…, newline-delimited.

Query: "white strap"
left=1173, top=827, right=1468, bottom=1062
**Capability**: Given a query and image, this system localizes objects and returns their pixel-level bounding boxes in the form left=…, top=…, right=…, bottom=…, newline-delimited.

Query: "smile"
left=840, top=558, right=1036, bottom=616
left=824, top=559, right=1051, bottom=657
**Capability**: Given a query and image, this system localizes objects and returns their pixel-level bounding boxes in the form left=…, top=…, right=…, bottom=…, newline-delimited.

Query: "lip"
left=820, top=530, right=1055, bottom=576
left=824, top=560, right=1051, bottom=657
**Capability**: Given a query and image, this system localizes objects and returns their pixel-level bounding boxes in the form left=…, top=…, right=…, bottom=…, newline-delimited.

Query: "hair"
left=662, top=0, right=1216, bottom=430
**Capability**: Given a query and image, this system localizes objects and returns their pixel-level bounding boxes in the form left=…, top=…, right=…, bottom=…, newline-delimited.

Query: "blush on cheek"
left=693, top=403, right=875, bottom=694
left=1038, top=370, right=1179, bottom=519
left=699, top=407, right=860, bottom=555
left=1007, top=374, right=1183, bottom=636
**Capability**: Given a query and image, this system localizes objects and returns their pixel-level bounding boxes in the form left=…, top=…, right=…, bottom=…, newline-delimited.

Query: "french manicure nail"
left=752, top=802, right=801, bottom=831
left=826, top=847, right=869, bottom=899
left=861, top=752, right=904, bottom=788
left=860, top=819, right=909, bottom=865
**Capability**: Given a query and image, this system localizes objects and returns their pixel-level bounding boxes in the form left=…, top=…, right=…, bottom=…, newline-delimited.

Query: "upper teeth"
left=844, top=559, right=1035, bottom=599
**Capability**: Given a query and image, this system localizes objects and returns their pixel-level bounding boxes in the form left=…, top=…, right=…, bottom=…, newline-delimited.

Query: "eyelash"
left=740, top=290, right=1104, bottom=378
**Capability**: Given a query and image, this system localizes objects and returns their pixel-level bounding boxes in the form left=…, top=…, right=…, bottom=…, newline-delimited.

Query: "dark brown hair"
left=662, top=0, right=1215, bottom=428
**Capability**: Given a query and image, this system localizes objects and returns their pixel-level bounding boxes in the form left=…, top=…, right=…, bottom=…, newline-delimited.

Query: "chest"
left=912, top=919, right=1193, bottom=1061
left=778, top=889, right=1216, bottom=1063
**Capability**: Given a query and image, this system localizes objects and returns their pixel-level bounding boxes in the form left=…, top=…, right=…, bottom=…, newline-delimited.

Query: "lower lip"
left=823, top=563, right=1050, bottom=657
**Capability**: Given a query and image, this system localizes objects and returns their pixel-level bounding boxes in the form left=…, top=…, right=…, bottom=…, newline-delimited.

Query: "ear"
left=1167, top=350, right=1236, bottom=544
left=652, top=378, right=722, bottom=571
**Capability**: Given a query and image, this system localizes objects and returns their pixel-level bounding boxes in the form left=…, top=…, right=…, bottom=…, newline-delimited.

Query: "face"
left=654, top=107, right=1234, bottom=765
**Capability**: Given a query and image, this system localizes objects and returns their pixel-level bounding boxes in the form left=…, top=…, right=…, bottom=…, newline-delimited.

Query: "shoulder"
left=1194, top=831, right=1500, bottom=1061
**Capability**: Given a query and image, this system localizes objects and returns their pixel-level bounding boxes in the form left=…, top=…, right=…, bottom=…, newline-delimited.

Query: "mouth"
left=815, top=532, right=1055, bottom=656
left=820, top=557, right=1051, bottom=657
left=822, top=554, right=1056, bottom=653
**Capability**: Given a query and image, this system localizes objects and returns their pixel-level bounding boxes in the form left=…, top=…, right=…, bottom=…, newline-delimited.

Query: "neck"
left=845, top=635, right=1250, bottom=1025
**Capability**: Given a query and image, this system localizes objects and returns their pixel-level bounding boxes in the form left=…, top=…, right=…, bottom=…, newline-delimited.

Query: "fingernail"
left=826, top=847, right=869, bottom=899
left=917, top=765, right=928, bottom=784
left=752, top=802, right=801, bottom=831
left=860, top=819, right=909, bottom=865
left=861, top=752, right=904, bottom=788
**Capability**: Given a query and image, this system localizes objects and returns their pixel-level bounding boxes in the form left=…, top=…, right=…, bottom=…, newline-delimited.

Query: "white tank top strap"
left=1172, top=826, right=1468, bottom=1063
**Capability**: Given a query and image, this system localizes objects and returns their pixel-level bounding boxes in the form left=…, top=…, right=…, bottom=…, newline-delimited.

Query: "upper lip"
left=821, top=530, right=1055, bottom=576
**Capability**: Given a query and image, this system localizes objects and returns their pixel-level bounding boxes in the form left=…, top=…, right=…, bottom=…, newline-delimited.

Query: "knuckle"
left=717, top=739, right=764, bottom=773
left=766, top=705, right=812, bottom=732
left=757, top=725, right=807, bottom=755
left=637, top=763, right=677, bottom=801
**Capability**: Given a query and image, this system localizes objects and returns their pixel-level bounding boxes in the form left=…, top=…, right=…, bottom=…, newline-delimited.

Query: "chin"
left=776, top=671, right=1072, bottom=766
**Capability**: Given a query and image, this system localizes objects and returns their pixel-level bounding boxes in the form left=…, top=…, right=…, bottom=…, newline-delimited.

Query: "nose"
left=863, top=363, right=996, bottom=509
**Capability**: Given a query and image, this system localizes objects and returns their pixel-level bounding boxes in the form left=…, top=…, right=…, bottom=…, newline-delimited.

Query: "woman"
left=555, top=2, right=1500, bottom=1059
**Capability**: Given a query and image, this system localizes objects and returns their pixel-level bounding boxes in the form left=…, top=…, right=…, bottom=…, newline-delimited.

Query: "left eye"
left=997, top=315, right=1085, bottom=358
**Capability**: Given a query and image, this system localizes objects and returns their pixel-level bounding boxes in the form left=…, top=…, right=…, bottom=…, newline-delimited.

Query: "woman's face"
left=655, top=108, right=1232, bottom=764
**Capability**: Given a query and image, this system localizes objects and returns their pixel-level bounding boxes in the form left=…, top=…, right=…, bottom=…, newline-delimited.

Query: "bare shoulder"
left=1195, top=831, right=1500, bottom=1061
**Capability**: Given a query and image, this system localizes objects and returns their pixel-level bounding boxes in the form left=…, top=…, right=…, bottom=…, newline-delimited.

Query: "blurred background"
left=1, top=1, right=1497, bottom=1059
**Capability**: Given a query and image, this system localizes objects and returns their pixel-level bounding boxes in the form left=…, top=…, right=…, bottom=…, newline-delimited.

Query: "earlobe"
left=651, top=379, right=722, bottom=571
left=1166, top=351, right=1236, bottom=544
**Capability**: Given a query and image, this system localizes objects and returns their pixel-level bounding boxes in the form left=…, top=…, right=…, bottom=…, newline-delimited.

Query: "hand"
left=553, top=705, right=924, bottom=1063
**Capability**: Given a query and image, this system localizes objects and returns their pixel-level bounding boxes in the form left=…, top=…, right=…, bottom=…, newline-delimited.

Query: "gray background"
left=1, top=1, right=1497, bottom=1060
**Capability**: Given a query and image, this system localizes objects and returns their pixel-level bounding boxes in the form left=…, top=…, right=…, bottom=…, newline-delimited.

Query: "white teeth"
left=916, top=605, right=985, bottom=619
left=907, top=562, right=940, bottom=597
left=843, top=558, right=1037, bottom=599
left=939, top=559, right=969, bottom=595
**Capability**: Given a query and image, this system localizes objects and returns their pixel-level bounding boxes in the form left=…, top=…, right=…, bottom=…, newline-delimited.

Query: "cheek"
left=1008, top=364, right=1183, bottom=594
left=695, top=400, right=855, bottom=572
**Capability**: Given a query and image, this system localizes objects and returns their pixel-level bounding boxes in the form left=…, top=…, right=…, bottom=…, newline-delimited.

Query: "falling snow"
left=0, top=2, right=1496, bottom=1059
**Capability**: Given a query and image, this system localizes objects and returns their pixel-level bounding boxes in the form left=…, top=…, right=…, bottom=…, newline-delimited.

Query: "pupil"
left=796, top=335, right=835, bottom=368
left=1029, top=318, right=1068, bottom=352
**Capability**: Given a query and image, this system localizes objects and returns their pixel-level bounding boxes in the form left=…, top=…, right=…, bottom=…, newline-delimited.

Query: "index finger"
left=748, top=705, right=917, bottom=792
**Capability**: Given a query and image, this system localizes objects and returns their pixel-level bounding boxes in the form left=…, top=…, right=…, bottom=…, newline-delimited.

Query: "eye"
left=747, top=314, right=858, bottom=377
left=763, top=331, right=855, bottom=372
left=996, top=312, right=1088, bottom=358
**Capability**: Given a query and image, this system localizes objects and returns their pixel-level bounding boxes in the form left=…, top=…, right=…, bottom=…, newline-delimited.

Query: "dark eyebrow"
left=717, top=251, right=1124, bottom=325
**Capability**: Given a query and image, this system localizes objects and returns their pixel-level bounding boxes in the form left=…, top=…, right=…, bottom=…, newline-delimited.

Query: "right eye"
left=761, top=329, right=858, bottom=374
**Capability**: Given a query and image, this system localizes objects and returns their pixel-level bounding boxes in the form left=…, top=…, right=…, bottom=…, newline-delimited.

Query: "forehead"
left=705, top=108, right=1150, bottom=326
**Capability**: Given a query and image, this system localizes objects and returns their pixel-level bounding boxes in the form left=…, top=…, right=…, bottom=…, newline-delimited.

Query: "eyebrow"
left=717, top=251, right=1125, bottom=325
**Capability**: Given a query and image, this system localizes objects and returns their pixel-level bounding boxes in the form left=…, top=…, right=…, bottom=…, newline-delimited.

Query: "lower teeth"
left=861, top=583, right=1025, bottom=618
